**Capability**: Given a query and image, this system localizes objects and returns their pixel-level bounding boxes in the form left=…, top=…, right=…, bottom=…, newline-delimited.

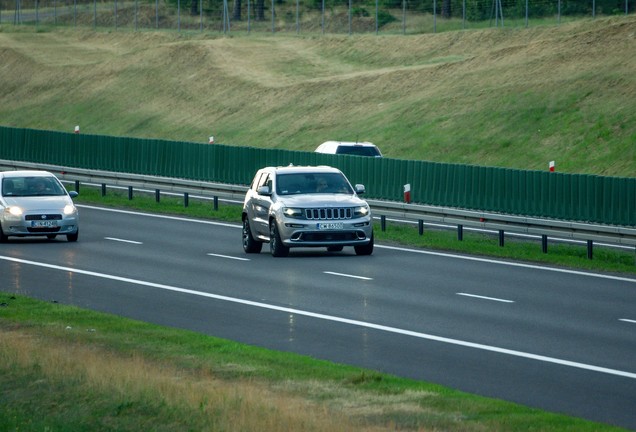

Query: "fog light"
left=285, top=223, right=305, bottom=228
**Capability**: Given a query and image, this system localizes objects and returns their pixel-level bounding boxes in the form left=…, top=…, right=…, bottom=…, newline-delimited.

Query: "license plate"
left=31, top=220, right=56, bottom=228
left=317, top=222, right=343, bottom=230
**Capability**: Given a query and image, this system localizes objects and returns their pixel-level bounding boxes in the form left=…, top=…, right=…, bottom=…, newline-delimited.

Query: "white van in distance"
left=315, top=141, right=382, bottom=157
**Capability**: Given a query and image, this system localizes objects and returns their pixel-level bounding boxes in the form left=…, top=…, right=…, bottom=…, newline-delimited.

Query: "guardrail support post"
left=499, top=230, right=505, bottom=247
left=213, top=196, right=219, bottom=211
left=587, top=240, right=593, bottom=259
left=74, top=180, right=80, bottom=193
left=381, top=215, right=386, bottom=232
left=128, top=186, right=133, bottom=200
left=541, top=235, right=548, bottom=253
left=101, top=183, right=106, bottom=196
left=184, top=192, right=189, bottom=207
left=155, top=189, right=160, bottom=203
left=458, top=224, right=463, bottom=241
left=418, top=220, right=424, bottom=235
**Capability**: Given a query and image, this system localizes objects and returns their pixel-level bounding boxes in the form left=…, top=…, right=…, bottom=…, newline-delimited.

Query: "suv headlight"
left=283, top=207, right=304, bottom=219
left=354, top=205, right=370, bottom=218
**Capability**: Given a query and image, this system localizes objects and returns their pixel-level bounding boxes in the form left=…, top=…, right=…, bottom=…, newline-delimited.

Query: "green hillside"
left=1, top=15, right=635, bottom=177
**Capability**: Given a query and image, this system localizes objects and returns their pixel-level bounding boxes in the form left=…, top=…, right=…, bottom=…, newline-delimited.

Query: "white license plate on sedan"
left=31, top=220, right=56, bottom=228
left=317, top=222, right=343, bottom=230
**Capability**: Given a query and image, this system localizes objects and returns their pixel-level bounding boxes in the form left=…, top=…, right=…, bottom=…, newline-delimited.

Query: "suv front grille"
left=305, top=208, right=352, bottom=220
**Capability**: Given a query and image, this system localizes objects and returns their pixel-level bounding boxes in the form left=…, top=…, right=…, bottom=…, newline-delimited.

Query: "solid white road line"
left=323, top=271, right=373, bottom=281
left=619, top=318, right=636, bottom=324
left=77, top=204, right=240, bottom=228
left=375, top=244, right=636, bottom=284
left=457, top=292, right=515, bottom=303
left=2, top=255, right=635, bottom=380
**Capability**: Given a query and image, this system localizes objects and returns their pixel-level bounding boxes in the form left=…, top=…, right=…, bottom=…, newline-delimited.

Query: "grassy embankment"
left=1, top=15, right=635, bottom=431
left=0, top=15, right=635, bottom=177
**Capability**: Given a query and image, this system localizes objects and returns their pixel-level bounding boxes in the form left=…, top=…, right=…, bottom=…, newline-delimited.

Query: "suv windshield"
left=276, top=172, right=353, bottom=196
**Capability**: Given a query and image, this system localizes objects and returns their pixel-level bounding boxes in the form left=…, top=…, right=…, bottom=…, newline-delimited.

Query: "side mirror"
left=69, top=191, right=79, bottom=198
left=257, top=185, right=272, bottom=196
left=354, top=184, right=365, bottom=195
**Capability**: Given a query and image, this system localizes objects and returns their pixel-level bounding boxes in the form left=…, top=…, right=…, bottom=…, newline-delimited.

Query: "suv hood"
left=277, top=194, right=366, bottom=207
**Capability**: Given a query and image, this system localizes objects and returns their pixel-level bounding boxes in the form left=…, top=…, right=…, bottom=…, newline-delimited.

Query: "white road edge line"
left=207, top=253, right=250, bottom=261
left=2, top=255, right=635, bottom=380
left=457, top=293, right=514, bottom=303
left=619, top=318, right=636, bottom=324
left=77, top=204, right=240, bottom=228
left=375, top=244, right=636, bottom=284
left=323, top=271, right=373, bottom=281
left=105, top=237, right=143, bottom=245
left=79, top=205, right=636, bottom=285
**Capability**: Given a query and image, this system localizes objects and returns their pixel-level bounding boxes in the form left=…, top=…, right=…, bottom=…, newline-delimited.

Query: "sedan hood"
left=2, top=195, right=73, bottom=212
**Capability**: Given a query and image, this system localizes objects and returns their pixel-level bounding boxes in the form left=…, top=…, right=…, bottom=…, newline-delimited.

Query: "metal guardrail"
left=2, top=160, right=635, bottom=257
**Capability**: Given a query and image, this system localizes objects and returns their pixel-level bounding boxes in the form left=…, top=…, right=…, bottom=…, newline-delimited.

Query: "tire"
left=0, top=226, right=8, bottom=243
left=327, top=245, right=343, bottom=252
left=67, top=231, right=79, bottom=242
left=242, top=218, right=263, bottom=253
left=269, top=219, right=289, bottom=257
left=354, top=232, right=374, bottom=256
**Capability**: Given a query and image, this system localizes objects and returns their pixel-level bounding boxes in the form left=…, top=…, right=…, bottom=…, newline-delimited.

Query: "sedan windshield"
left=2, top=176, right=67, bottom=197
left=276, top=173, right=353, bottom=195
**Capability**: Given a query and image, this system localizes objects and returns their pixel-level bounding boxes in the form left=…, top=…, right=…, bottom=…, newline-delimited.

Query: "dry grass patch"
left=0, top=327, right=398, bottom=431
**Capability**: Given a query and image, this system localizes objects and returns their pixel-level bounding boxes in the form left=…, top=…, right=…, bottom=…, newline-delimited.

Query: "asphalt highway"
left=1, top=204, right=635, bottom=429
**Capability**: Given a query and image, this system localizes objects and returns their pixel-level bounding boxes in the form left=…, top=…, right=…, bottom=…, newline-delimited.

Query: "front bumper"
left=278, top=219, right=372, bottom=247
left=1, top=215, right=79, bottom=237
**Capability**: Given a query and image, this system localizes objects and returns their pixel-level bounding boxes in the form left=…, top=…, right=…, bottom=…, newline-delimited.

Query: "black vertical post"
left=184, top=192, right=189, bottom=207
left=381, top=215, right=386, bottom=232
left=128, top=186, right=133, bottom=200
left=541, top=235, right=548, bottom=253
left=457, top=224, right=463, bottom=241
left=213, top=196, right=219, bottom=211
left=155, top=189, right=160, bottom=203
left=498, top=230, right=505, bottom=247
left=74, top=180, right=80, bottom=193
left=101, top=183, right=106, bottom=196
left=587, top=240, right=593, bottom=260
left=418, top=220, right=424, bottom=235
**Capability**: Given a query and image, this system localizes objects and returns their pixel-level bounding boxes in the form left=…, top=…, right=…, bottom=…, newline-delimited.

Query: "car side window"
left=251, top=172, right=264, bottom=191
left=254, top=173, right=272, bottom=195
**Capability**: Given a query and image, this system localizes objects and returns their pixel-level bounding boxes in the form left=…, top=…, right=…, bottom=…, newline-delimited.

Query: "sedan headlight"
left=63, top=204, right=77, bottom=216
left=354, top=205, right=370, bottom=218
left=7, top=206, right=23, bottom=217
left=283, top=207, right=304, bottom=219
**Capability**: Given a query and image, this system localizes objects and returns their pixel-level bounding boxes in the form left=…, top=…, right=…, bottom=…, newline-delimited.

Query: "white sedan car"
left=0, top=170, right=79, bottom=242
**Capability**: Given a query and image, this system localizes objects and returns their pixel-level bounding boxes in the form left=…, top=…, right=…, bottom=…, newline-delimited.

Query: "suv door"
left=251, top=172, right=274, bottom=239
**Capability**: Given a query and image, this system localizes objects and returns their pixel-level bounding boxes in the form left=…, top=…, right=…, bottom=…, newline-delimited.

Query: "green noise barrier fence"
left=1, top=126, right=634, bottom=227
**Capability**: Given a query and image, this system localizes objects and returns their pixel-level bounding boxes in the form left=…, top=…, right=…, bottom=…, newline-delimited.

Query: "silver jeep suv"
left=242, top=165, right=374, bottom=257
